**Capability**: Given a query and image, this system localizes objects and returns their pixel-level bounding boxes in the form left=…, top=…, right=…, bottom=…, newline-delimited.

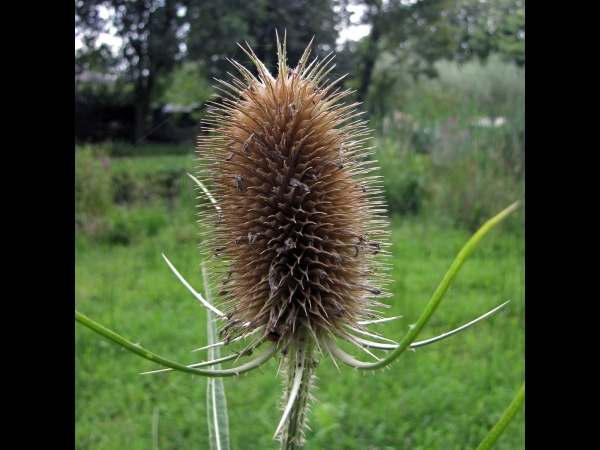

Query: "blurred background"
left=75, top=1, right=524, bottom=449
left=75, top=0, right=524, bottom=233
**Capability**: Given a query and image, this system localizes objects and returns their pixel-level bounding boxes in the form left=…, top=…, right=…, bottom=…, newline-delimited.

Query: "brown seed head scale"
left=197, top=37, right=391, bottom=352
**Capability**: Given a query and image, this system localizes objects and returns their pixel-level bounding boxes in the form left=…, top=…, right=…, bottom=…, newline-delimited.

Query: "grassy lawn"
left=75, top=183, right=524, bottom=450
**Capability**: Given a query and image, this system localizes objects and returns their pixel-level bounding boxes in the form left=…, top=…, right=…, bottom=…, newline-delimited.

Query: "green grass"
left=75, top=200, right=524, bottom=449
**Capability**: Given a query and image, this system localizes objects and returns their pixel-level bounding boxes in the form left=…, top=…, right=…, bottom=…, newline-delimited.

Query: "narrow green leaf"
left=476, top=382, right=525, bottom=450
left=203, top=263, right=231, bottom=450
left=152, top=406, right=159, bottom=450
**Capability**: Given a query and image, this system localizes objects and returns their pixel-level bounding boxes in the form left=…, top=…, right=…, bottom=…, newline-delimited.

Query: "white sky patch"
left=75, top=31, right=123, bottom=55
left=75, top=4, right=122, bottom=56
left=98, top=33, right=122, bottom=52
left=337, top=3, right=371, bottom=44
left=338, top=23, right=371, bottom=43
left=76, top=3, right=372, bottom=55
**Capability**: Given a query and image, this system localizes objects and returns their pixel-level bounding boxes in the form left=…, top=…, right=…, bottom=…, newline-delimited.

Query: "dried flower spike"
left=197, top=35, right=391, bottom=355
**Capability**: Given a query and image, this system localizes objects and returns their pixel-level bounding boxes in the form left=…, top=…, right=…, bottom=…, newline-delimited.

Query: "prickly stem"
left=280, top=327, right=316, bottom=449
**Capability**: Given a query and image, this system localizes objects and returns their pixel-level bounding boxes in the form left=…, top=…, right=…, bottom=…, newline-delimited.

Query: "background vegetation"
left=75, top=0, right=524, bottom=448
left=74, top=156, right=524, bottom=448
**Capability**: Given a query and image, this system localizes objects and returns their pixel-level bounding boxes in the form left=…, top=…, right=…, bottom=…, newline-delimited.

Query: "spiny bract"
left=197, top=37, right=391, bottom=351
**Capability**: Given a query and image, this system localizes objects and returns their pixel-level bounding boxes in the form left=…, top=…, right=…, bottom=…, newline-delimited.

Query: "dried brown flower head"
left=198, top=37, right=390, bottom=351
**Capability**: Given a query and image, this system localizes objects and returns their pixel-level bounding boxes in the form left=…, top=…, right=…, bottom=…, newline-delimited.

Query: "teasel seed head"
left=197, top=36, right=390, bottom=352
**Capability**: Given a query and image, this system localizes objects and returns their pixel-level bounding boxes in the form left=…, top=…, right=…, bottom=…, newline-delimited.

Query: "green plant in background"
left=160, top=61, right=214, bottom=123
left=75, top=144, right=114, bottom=232
left=428, top=115, right=524, bottom=233
left=365, top=53, right=524, bottom=232
left=376, top=138, right=431, bottom=216
left=75, top=38, right=524, bottom=449
left=370, top=53, right=525, bottom=122
left=75, top=154, right=199, bottom=245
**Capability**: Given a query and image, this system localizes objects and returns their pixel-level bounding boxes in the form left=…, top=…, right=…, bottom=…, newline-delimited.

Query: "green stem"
left=357, top=201, right=520, bottom=370
left=476, top=382, right=525, bottom=450
left=75, top=310, right=277, bottom=377
left=280, top=328, right=316, bottom=450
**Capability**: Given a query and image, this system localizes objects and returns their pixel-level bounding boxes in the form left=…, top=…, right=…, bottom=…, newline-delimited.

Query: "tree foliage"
left=75, top=0, right=343, bottom=142
left=448, top=0, right=525, bottom=66
left=75, top=0, right=524, bottom=143
left=76, top=0, right=188, bottom=141
left=349, top=0, right=452, bottom=103
left=185, top=0, right=342, bottom=81
left=346, top=0, right=524, bottom=110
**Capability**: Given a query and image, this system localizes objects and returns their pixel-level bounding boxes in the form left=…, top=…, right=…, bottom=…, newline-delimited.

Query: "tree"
left=446, top=0, right=525, bottom=66
left=343, top=0, right=524, bottom=111
left=185, top=0, right=342, bottom=82
left=76, top=0, right=344, bottom=142
left=76, top=0, right=188, bottom=142
left=349, top=0, right=452, bottom=103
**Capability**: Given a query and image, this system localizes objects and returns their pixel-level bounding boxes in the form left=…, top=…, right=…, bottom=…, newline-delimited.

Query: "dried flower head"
left=197, top=36, right=391, bottom=352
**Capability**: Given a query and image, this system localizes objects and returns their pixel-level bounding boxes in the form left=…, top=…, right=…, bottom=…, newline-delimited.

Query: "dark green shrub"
left=75, top=145, right=113, bottom=229
left=109, top=141, right=195, bottom=158
left=103, top=208, right=134, bottom=245
left=95, top=206, right=170, bottom=245
left=376, top=139, right=431, bottom=215
left=110, top=158, right=188, bottom=207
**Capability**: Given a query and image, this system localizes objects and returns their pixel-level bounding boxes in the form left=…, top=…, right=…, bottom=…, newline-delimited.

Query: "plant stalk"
left=476, top=382, right=525, bottom=450
left=280, top=327, right=316, bottom=450
left=204, top=264, right=231, bottom=450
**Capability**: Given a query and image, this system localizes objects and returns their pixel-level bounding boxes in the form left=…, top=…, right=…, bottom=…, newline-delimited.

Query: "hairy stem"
left=279, top=327, right=316, bottom=449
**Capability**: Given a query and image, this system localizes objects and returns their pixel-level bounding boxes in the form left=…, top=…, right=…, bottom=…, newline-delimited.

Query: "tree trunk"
left=133, top=75, right=154, bottom=143
left=357, top=12, right=382, bottom=104
left=133, top=89, right=149, bottom=143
